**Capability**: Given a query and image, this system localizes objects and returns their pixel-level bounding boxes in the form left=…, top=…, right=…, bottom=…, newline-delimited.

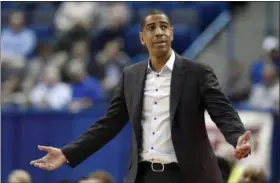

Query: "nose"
left=155, top=27, right=163, bottom=37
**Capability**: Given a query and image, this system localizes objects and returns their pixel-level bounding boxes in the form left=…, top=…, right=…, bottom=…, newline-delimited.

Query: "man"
left=30, top=10, right=251, bottom=183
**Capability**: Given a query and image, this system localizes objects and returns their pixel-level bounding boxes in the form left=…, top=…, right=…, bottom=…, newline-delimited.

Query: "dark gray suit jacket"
left=61, top=54, right=246, bottom=183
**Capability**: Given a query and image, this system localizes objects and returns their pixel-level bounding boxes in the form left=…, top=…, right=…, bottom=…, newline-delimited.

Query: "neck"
left=150, top=49, right=172, bottom=72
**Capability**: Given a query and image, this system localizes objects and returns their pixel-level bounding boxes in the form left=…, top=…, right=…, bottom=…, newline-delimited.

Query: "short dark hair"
left=140, top=9, right=171, bottom=31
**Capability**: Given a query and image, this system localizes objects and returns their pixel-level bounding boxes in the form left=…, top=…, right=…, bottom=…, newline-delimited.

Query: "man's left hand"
left=233, top=131, right=251, bottom=160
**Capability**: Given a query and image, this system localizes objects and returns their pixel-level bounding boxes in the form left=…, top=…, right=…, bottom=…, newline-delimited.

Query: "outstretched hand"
left=233, top=131, right=251, bottom=160
left=30, top=145, right=67, bottom=171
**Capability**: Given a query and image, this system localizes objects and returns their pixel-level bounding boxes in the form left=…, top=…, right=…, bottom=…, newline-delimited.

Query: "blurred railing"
left=183, top=11, right=232, bottom=60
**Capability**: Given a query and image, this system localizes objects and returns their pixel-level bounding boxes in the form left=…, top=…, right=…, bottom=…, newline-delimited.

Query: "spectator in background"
left=23, top=41, right=69, bottom=95
left=92, top=39, right=130, bottom=96
left=224, top=60, right=251, bottom=104
left=91, top=2, right=132, bottom=53
left=87, top=170, right=114, bottom=183
left=249, top=64, right=279, bottom=110
left=250, top=36, right=280, bottom=84
left=54, top=2, right=99, bottom=34
left=1, top=11, right=37, bottom=62
left=238, top=166, right=266, bottom=183
left=8, top=169, right=32, bottom=183
left=67, top=62, right=105, bottom=112
left=30, top=66, right=72, bottom=110
left=1, top=11, right=37, bottom=88
left=53, top=2, right=98, bottom=52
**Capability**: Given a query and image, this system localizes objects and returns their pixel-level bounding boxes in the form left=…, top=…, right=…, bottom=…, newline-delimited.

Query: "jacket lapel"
left=131, top=61, right=148, bottom=148
left=170, top=54, right=187, bottom=123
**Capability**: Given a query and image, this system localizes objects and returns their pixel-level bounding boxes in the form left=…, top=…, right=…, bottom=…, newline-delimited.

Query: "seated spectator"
left=238, top=166, right=266, bottom=183
left=1, top=11, right=37, bottom=62
left=61, top=39, right=103, bottom=83
left=8, top=169, right=32, bottom=183
left=67, top=62, right=105, bottom=112
left=91, top=2, right=132, bottom=53
left=1, top=11, right=37, bottom=92
left=54, top=2, right=99, bottom=33
left=92, top=39, right=130, bottom=96
left=30, top=66, right=72, bottom=110
left=53, top=2, right=98, bottom=52
left=87, top=170, right=114, bottom=183
left=249, top=64, right=279, bottom=110
left=224, top=60, right=251, bottom=104
left=250, top=36, right=280, bottom=84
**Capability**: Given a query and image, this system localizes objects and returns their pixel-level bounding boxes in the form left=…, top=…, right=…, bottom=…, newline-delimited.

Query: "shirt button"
left=157, top=74, right=160, bottom=77
left=155, top=89, right=158, bottom=92
left=154, top=117, right=157, bottom=120
left=154, top=101, right=157, bottom=105
left=152, top=132, right=155, bottom=135
left=151, top=147, right=154, bottom=150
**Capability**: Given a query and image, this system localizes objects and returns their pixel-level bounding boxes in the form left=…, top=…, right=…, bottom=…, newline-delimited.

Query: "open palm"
left=30, top=145, right=67, bottom=171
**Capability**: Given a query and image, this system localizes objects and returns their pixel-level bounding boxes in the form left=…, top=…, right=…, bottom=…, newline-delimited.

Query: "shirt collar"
left=147, top=50, right=175, bottom=72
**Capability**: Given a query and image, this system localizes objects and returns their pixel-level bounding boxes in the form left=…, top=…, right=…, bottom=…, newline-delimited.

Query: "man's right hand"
left=30, top=145, right=68, bottom=171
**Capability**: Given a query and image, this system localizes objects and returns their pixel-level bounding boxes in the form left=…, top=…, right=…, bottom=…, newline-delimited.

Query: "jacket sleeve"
left=199, top=64, right=246, bottom=148
left=61, top=71, right=129, bottom=167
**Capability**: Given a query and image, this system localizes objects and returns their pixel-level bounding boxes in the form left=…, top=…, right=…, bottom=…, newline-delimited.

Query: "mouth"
left=154, top=40, right=167, bottom=46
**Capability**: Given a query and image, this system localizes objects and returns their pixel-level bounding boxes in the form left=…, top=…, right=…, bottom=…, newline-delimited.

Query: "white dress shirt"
left=140, top=50, right=178, bottom=164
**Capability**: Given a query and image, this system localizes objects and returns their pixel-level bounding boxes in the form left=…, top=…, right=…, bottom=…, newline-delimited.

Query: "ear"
left=139, top=32, right=145, bottom=45
left=170, top=27, right=174, bottom=41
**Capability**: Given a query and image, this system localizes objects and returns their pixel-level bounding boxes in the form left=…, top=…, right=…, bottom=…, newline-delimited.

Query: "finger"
left=242, top=131, right=251, bottom=142
left=34, top=162, right=48, bottom=170
left=38, top=145, right=52, bottom=152
left=239, top=144, right=251, bottom=152
left=30, top=158, right=46, bottom=165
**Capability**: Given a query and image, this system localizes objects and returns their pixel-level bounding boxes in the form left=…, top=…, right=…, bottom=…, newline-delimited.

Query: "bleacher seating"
left=1, top=1, right=229, bottom=60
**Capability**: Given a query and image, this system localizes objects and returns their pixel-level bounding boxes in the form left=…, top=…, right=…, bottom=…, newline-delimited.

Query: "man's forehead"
left=144, top=14, right=169, bottom=25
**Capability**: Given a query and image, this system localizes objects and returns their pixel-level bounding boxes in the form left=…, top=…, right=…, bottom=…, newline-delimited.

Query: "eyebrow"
left=146, top=21, right=169, bottom=27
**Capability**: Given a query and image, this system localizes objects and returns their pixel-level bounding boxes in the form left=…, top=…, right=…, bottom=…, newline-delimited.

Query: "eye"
left=161, top=25, right=168, bottom=29
left=148, top=26, right=155, bottom=31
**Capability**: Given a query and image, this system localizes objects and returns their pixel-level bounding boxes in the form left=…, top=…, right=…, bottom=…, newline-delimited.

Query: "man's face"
left=140, top=14, right=174, bottom=57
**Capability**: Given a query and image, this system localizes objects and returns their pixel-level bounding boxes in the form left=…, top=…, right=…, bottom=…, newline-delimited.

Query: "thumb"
left=242, top=131, right=251, bottom=142
left=38, top=145, right=52, bottom=152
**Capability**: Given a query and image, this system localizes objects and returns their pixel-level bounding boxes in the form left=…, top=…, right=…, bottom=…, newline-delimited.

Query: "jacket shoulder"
left=179, top=56, right=214, bottom=73
left=123, top=60, right=147, bottom=74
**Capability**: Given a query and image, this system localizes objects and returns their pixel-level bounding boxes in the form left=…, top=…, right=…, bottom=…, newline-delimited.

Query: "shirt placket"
left=149, top=71, right=161, bottom=161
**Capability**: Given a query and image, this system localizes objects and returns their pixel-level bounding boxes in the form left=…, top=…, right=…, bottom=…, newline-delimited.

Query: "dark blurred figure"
left=90, top=2, right=131, bottom=54
left=250, top=36, right=280, bottom=84
left=66, top=62, right=105, bottom=112
left=249, top=64, right=279, bottom=110
left=224, top=60, right=251, bottom=104
left=91, top=39, right=130, bottom=96
left=239, top=166, right=266, bottom=183
left=53, top=2, right=99, bottom=52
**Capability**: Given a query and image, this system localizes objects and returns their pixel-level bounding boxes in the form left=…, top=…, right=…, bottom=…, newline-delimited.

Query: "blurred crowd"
left=7, top=169, right=115, bottom=183
left=1, top=2, right=279, bottom=183
left=223, top=35, right=279, bottom=113
left=1, top=2, right=132, bottom=112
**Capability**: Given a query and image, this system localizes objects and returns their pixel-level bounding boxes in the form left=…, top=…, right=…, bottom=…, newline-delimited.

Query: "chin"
left=152, top=47, right=169, bottom=56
